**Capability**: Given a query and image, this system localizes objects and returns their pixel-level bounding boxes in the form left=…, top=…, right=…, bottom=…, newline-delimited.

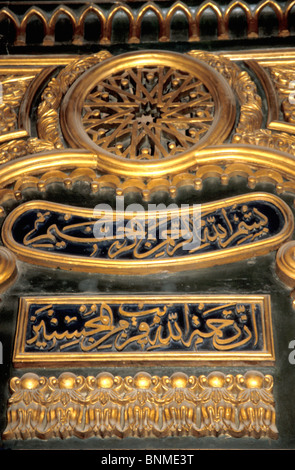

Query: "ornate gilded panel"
left=1, top=193, right=293, bottom=274
left=12, top=294, right=274, bottom=366
left=1, top=5, right=295, bottom=453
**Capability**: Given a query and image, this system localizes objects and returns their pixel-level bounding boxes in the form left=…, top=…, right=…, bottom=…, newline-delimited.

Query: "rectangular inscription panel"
left=13, top=294, right=275, bottom=366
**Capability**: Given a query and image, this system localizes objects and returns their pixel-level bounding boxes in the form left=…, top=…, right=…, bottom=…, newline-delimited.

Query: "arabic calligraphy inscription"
left=13, top=295, right=274, bottom=366
left=2, top=192, right=293, bottom=274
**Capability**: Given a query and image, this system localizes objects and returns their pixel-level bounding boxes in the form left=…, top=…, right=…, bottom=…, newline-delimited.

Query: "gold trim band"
left=2, top=370, right=278, bottom=440
left=0, top=1, right=292, bottom=47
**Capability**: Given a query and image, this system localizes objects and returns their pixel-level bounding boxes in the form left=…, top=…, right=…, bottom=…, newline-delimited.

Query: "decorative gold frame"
left=2, top=192, right=293, bottom=275
left=13, top=294, right=275, bottom=367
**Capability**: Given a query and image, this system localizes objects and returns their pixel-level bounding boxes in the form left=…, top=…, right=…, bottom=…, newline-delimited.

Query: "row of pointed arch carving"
left=0, top=0, right=293, bottom=45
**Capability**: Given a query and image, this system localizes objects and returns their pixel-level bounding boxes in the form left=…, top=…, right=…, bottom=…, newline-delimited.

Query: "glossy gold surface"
left=2, top=47, right=295, bottom=444
left=2, top=370, right=278, bottom=440
left=1, top=144, right=295, bottom=211
left=0, top=247, right=17, bottom=292
left=60, top=50, right=236, bottom=178
left=0, top=1, right=293, bottom=47
left=276, top=241, right=295, bottom=288
left=12, top=294, right=275, bottom=367
left=2, top=192, right=293, bottom=274
left=37, top=51, right=112, bottom=149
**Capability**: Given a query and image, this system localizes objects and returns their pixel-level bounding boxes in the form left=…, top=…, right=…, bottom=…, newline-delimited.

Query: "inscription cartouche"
left=1, top=192, right=293, bottom=275
left=13, top=294, right=274, bottom=366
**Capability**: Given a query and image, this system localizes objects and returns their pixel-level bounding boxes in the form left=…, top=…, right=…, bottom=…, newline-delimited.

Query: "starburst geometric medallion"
left=81, top=65, right=215, bottom=160
left=61, top=51, right=236, bottom=176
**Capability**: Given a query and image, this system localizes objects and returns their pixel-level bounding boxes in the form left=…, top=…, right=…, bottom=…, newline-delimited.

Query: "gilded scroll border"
left=2, top=370, right=278, bottom=440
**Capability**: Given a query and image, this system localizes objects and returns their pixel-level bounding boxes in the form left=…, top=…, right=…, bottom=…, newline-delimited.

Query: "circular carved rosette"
left=60, top=51, right=236, bottom=177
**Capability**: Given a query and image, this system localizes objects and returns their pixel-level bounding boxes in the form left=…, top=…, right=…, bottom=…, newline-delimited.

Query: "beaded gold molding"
left=2, top=370, right=278, bottom=440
